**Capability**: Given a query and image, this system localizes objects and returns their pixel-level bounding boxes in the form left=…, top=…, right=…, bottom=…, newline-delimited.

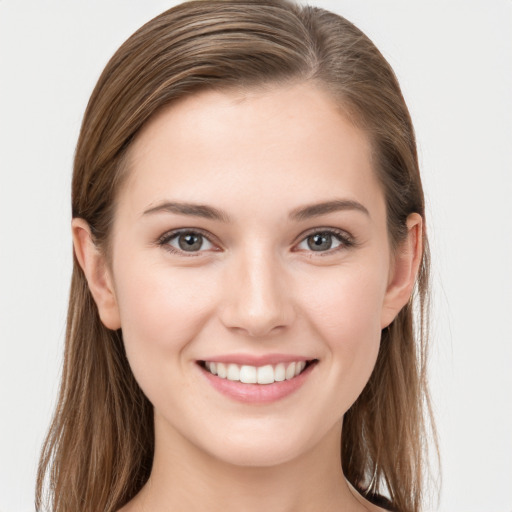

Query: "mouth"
left=198, top=359, right=318, bottom=385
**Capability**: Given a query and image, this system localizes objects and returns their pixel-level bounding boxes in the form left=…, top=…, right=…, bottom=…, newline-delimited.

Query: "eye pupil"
left=307, top=233, right=332, bottom=251
left=178, top=233, right=203, bottom=251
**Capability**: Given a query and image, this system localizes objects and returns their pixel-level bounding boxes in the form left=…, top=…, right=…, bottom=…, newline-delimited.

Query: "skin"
left=73, top=82, right=422, bottom=512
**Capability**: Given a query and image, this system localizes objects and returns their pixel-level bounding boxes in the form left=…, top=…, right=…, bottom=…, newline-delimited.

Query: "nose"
left=219, top=247, right=295, bottom=338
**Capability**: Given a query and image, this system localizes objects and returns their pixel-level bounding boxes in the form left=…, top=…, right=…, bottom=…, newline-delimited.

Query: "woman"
left=36, top=1, right=437, bottom=511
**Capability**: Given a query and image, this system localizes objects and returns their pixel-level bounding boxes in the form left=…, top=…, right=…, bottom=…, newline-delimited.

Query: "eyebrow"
left=289, top=199, right=370, bottom=221
left=143, top=201, right=231, bottom=222
left=142, top=198, right=369, bottom=222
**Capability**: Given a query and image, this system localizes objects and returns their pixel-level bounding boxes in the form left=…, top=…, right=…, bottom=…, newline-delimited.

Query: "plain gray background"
left=1, top=1, right=511, bottom=511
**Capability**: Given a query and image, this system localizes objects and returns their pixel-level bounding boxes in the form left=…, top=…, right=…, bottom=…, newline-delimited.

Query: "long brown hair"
left=36, top=1, right=438, bottom=511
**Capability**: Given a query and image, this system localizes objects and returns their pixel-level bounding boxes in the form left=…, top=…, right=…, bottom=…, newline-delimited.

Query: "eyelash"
left=156, top=227, right=356, bottom=257
left=294, top=228, right=356, bottom=257
left=156, top=228, right=218, bottom=257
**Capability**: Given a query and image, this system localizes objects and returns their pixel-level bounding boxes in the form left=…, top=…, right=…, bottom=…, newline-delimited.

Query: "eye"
left=159, top=230, right=215, bottom=254
left=295, top=229, right=353, bottom=254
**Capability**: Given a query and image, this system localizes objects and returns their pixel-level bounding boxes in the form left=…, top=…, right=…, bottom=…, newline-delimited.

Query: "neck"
left=127, top=416, right=368, bottom=512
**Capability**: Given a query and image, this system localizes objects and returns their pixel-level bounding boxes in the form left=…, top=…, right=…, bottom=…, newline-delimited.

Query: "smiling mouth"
left=199, top=360, right=318, bottom=385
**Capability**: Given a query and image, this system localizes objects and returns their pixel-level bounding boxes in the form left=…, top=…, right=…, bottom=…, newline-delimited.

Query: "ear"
left=72, top=218, right=121, bottom=330
left=380, top=213, right=423, bottom=329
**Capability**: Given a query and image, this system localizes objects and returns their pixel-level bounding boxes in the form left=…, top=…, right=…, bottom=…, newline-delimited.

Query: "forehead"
left=120, top=82, right=384, bottom=222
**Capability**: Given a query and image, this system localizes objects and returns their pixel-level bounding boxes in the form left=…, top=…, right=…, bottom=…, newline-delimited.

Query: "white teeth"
left=240, top=365, right=257, bottom=384
left=217, top=362, right=227, bottom=378
left=204, top=360, right=310, bottom=384
left=295, top=361, right=306, bottom=376
left=257, top=365, right=274, bottom=384
left=227, top=364, right=240, bottom=381
left=274, top=363, right=286, bottom=382
left=285, top=362, right=296, bottom=380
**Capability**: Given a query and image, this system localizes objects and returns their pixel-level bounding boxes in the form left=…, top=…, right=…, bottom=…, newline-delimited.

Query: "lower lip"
left=199, top=362, right=317, bottom=403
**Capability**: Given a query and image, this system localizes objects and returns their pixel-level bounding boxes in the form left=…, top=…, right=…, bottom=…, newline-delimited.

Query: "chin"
left=212, top=442, right=304, bottom=468
left=199, top=423, right=323, bottom=468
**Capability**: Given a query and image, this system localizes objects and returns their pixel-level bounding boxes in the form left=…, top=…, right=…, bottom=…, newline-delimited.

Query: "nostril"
left=218, top=274, right=295, bottom=337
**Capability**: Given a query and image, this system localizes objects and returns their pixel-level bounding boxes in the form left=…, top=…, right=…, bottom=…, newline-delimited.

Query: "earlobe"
left=380, top=213, right=423, bottom=329
left=71, top=218, right=121, bottom=330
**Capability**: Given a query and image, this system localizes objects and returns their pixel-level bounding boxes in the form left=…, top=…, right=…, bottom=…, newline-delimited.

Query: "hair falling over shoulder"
left=36, top=1, right=439, bottom=511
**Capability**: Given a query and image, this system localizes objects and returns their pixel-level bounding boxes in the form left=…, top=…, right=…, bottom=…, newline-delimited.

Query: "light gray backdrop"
left=1, top=1, right=511, bottom=511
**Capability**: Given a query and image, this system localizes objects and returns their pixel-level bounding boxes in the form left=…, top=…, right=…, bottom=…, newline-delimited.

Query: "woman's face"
left=103, top=83, right=402, bottom=466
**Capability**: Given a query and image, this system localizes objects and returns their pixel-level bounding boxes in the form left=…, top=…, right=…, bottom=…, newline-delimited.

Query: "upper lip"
left=198, top=353, right=316, bottom=366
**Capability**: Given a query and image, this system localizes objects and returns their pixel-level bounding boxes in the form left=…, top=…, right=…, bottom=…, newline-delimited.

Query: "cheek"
left=296, top=261, right=387, bottom=403
left=299, top=259, right=387, bottom=337
left=112, top=255, right=218, bottom=379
